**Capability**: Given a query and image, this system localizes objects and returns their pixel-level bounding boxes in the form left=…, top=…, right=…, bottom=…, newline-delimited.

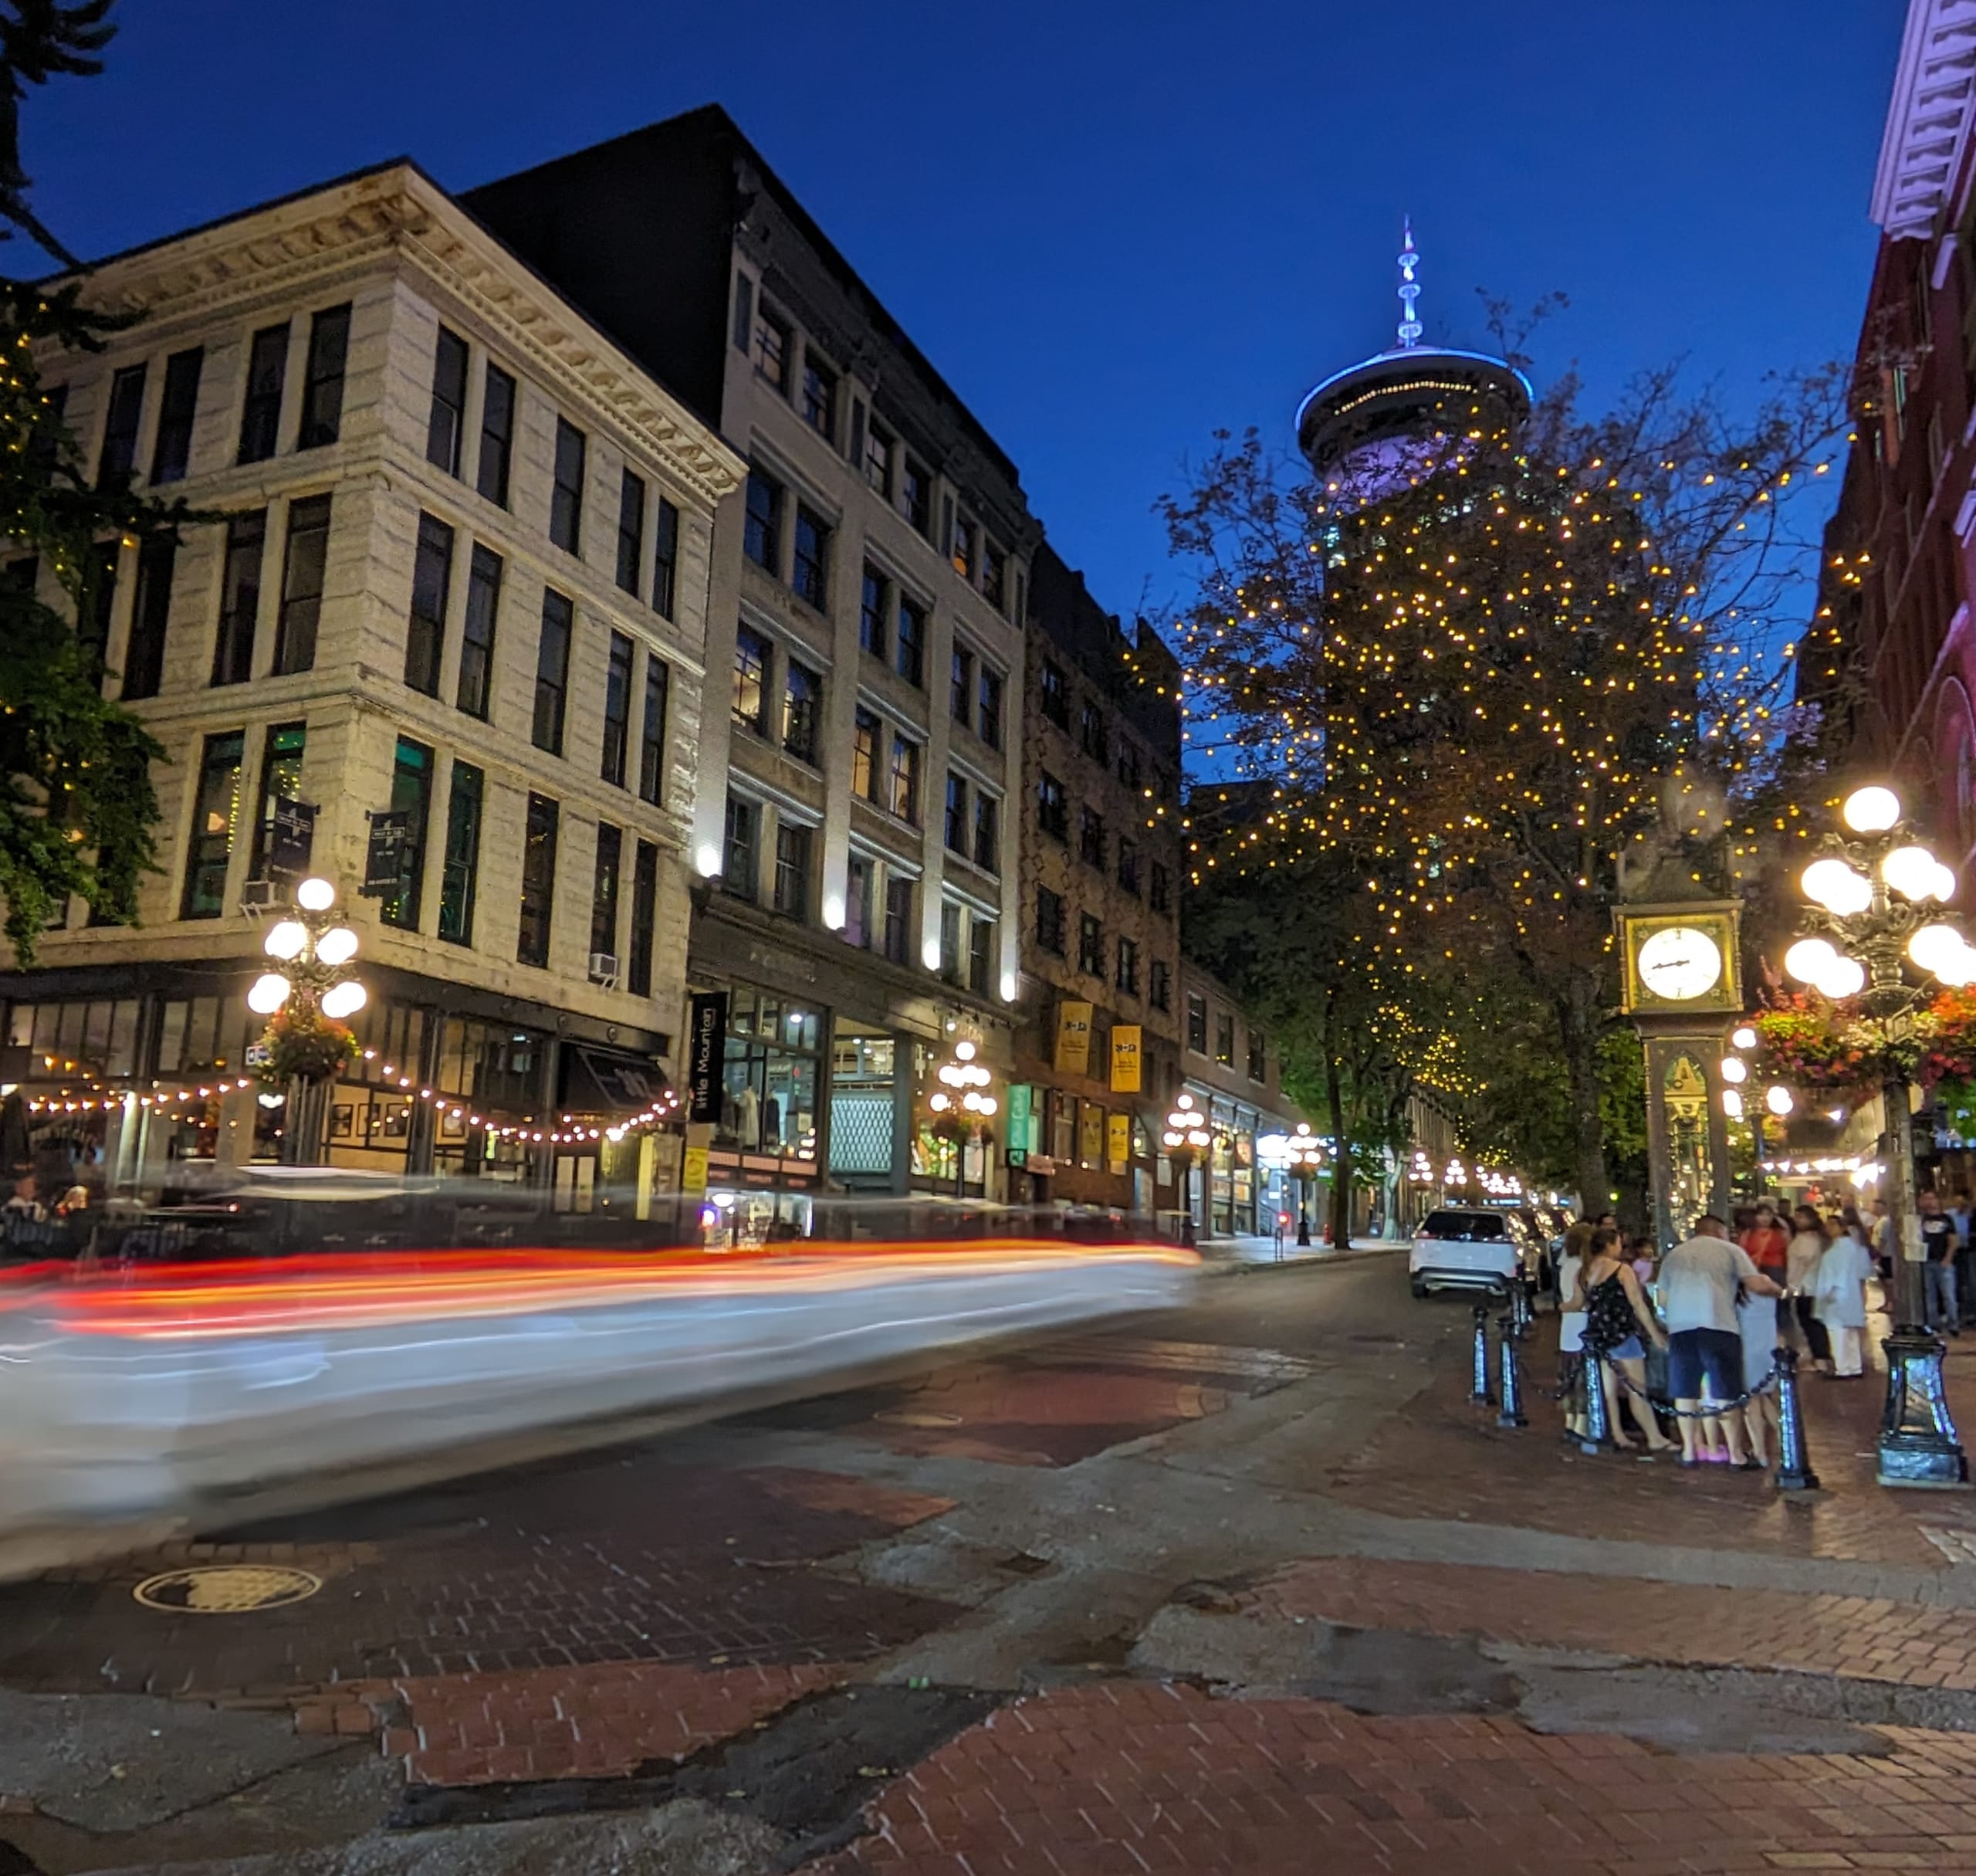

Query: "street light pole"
left=246, top=876, right=366, bottom=1168
left=1162, top=1092, right=1211, bottom=1249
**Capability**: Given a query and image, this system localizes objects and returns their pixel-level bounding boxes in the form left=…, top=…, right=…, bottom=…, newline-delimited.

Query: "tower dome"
left=1295, top=222, right=1532, bottom=486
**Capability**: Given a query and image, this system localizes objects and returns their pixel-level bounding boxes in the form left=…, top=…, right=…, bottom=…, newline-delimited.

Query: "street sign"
left=360, top=810, right=411, bottom=896
left=267, top=797, right=316, bottom=876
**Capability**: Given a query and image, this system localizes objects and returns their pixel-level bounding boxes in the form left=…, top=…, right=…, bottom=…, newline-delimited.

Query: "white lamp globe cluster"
left=245, top=878, right=367, bottom=1022
left=929, top=1039, right=996, bottom=1119
left=1162, top=1092, right=1211, bottom=1153
left=1717, top=1028, right=1792, bottom=1123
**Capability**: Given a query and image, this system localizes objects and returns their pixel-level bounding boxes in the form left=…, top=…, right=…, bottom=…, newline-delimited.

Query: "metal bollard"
left=1497, top=1313, right=1527, bottom=1428
left=1470, top=1303, right=1495, bottom=1405
left=1772, top=1345, right=1820, bottom=1492
left=1580, top=1349, right=1610, bottom=1454
left=1511, top=1275, right=1534, bottom=1336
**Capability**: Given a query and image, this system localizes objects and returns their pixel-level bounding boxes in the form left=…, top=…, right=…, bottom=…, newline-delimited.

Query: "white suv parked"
left=1408, top=1207, right=1534, bottom=1299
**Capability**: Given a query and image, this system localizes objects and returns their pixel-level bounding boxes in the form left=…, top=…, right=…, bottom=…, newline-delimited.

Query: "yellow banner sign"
left=1055, top=1001, right=1094, bottom=1077
left=1078, top=1100, right=1106, bottom=1169
left=680, top=1145, right=709, bottom=1194
left=1110, top=1024, right=1142, bottom=1093
left=1106, top=1111, right=1132, bottom=1172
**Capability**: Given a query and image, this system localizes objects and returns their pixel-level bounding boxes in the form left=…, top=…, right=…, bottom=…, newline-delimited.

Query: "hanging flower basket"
left=1919, top=987, right=1976, bottom=1090
left=255, top=1005, right=360, bottom=1088
left=1751, top=995, right=1882, bottom=1099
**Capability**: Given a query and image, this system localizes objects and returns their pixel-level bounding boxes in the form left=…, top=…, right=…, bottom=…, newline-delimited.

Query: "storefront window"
left=712, top=987, right=820, bottom=1162
left=829, top=1028, right=896, bottom=1181
left=8, top=998, right=141, bottom=1079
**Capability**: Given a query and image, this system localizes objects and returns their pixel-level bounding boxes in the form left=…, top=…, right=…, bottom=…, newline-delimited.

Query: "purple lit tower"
left=1295, top=222, right=1532, bottom=493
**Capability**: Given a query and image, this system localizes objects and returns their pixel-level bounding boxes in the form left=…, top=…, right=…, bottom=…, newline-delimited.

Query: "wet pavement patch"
left=389, top=1682, right=1000, bottom=1863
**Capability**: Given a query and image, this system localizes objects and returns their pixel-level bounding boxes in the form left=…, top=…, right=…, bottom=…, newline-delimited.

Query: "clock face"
left=1636, top=925, right=1724, bottom=1003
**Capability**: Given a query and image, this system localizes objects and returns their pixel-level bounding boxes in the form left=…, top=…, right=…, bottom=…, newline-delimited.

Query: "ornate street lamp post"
left=1778, top=784, right=1972, bottom=1487
left=925, top=1037, right=997, bottom=1199
left=1284, top=1123, right=1325, bottom=1246
left=1162, top=1092, right=1211, bottom=1248
left=245, top=876, right=366, bottom=1167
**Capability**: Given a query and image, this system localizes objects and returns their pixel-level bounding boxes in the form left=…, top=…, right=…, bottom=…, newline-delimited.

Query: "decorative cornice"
left=1872, top=0, right=1976, bottom=238
left=73, top=166, right=746, bottom=510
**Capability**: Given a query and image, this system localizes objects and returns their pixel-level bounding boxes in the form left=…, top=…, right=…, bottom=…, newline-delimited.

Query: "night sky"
left=29, top=0, right=1900, bottom=628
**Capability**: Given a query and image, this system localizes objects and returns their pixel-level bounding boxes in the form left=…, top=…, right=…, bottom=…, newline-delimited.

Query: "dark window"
left=902, top=457, right=931, bottom=534
left=601, top=630, right=634, bottom=785
left=950, top=514, right=975, bottom=581
left=1117, top=740, right=1142, bottom=791
left=792, top=506, right=830, bottom=609
left=638, top=655, right=669, bottom=805
left=1149, top=959, right=1172, bottom=1012
left=982, top=540, right=1007, bottom=612
left=859, top=565, right=888, bottom=657
left=1247, top=1028, right=1267, bottom=1082
left=238, top=323, right=289, bottom=464
left=783, top=658, right=821, bottom=764
left=477, top=363, right=516, bottom=506
left=973, top=792, right=999, bottom=873
left=887, top=734, right=920, bottom=823
left=753, top=302, right=790, bottom=391
left=1040, top=660, right=1069, bottom=726
left=29, top=384, right=65, bottom=469
left=863, top=417, right=892, bottom=495
left=978, top=666, right=1003, bottom=747
left=895, top=593, right=925, bottom=686
left=1186, top=993, right=1208, bottom=1053
left=180, top=730, right=244, bottom=919
left=404, top=511, right=453, bottom=695
left=1078, top=913, right=1105, bottom=977
left=81, top=540, right=115, bottom=659
left=296, top=303, right=351, bottom=449
left=1036, top=886, right=1065, bottom=956
left=1215, top=1010, right=1235, bottom=1066
left=550, top=418, right=586, bottom=553
left=800, top=352, right=836, bottom=436
left=211, top=510, right=266, bottom=686
left=517, top=792, right=559, bottom=966
left=615, top=466, right=645, bottom=595
left=437, top=758, right=482, bottom=946
left=844, top=854, right=872, bottom=948
left=722, top=794, right=758, bottom=899
left=852, top=708, right=881, bottom=801
left=457, top=543, right=501, bottom=720
left=151, top=347, right=203, bottom=484
left=97, top=364, right=146, bottom=490
left=744, top=467, right=781, bottom=571
left=1078, top=806, right=1105, bottom=869
left=733, top=625, right=770, bottom=734
left=1079, top=699, right=1108, bottom=764
left=1117, top=838, right=1140, bottom=896
left=1150, top=863, right=1172, bottom=915
left=651, top=496, right=679, bottom=618
left=122, top=537, right=174, bottom=699
left=944, top=773, right=968, bottom=853
left=950, top=643, right=973, bottom=723
left=272, top=493, right=332, bottom=676
left=380, top=736, right=433, bottom=931
left=590, top=821, right=622, bottom=961
left=1037, top=772, right=1068, bottom=841
left=1116, top=936, right=1139, bottom=997
left=884, top=875, right=914, bottom=964
left=732, top=272, right=753, bottom=352
left=773, top=821, right=812, bottom=919
left=427, top=327, right=469, bottom=475
left=627, top=839, right=658, bottom=997
left=939, top=900, right=962, bottom=983
left=532, top=588, right=571, bottom=753
left=246, top=720, right=306, bottom=882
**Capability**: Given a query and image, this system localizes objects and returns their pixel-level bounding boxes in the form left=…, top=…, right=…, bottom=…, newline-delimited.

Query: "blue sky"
left=29, top=0, right=1901, bottom=628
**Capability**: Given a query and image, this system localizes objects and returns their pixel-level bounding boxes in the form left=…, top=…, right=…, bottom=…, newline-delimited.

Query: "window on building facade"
left=210, top=510, right=266, bottom=688
left=638, top=655, right=669, bottom=805
left=938, top=899, right=963, bottom=984
left=1078, top=912, right=1105, bottom=977
left=792, top=505, right=830, bottom=609
left=80, top=540, right=114, bottom=662
left=122, top=537, right=174, bottom=701
left=733, top=625, right=770, bottom=735
left=883, top=874, right=914, bottom=964
left=96, top=364, right=145, bottom=492
left=1215, top=1009, right=1235, bottom=1066
left=950, top=514, right=976, bottom=582
left=627, top=838, right=658, bottom=997
left=895, top=593, right=925, bottom=686
left=973, top=791, right=999, bottom=873
left=550, top=418, right=586, bottom=554
left=1078, top=806, right=1105, bottom=870
left=1036, top=885, right=1065, bottom=956
left=296, top=303, right=351, bottom=449
left=844, top=853, right=872, bottom=948
left=859, top=564, right=888, bottom=657
left=652, top=496, right=679, bottom=618
left=978, top=665, right=1003, bottom=748
left=379, top=736, right=434, bottom=932
left=246, top=722, right=306, bottom=882
left=800, top=352, right=837, bottom=437
left=427, top=327, right=469, bottom=476
left=753, top=302, right=791, bottom=392
left=1116, top=936, right=1139, bottom=997
left=404, top=511, right=453, bottom=696
left=1186, top=991, right=1208, bottom=1053
left=722, top=794, right=759, bottom=899
left=1149, top=958, right=1172, bottom=1012
left=1116, top=838, right=1140, bottom=896
left=590, top=821, right=622, bottom=963
left=1040, top=659, right=1068, bottom=726
left=744, top=467, right=781, bottom=572
left=783, top=658, right=821, bottom=764
left=950, top=643, right=974, bottom=725
left=774, top=821, right=812, bottom=919
left=852, top=707, right=881, bottom=802
left=601, top=630, right=634, bottom=786
left=477, top=363, right=516, bottom=506
left=180, top=730, right=245, bottom=919
left=1150, top=862, right=1172, bottom=915
left=151, top=347, right=203, bottom=485
left=615, top=466, right=645, bottom=596
left=238, top=323, right=289, bottom=465
left=272, top=493, right=332, bottom=676
left=436, top=758, right=482, bottom=946
left=944, top=773, right=968, bottom=854
left=1037, top=772, right=1068, bottom=841
left=1079, top=699, right=1108, bottom=764
left=457, top=543, right=500, bottom=720
left=517, top=792, right=559, bottom=966
left=1247, top=1027, right=1267, bottom=1082
left=969, top=914, right=994, bottom=995
left=532, top=588, right=572, bottom=754
left=888, top=733, right=921, bottom=824
left=901, top=457, right=932, bottom=535
left=863, top=416, right=892, bottom=495
left=1117, top=740, right=1142, bottom=791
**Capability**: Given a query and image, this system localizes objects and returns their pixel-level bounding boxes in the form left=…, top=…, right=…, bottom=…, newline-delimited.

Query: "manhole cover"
left=133, top=1566, right=323, bottom=1613
left=872, top=1409, right=965, bottom=1428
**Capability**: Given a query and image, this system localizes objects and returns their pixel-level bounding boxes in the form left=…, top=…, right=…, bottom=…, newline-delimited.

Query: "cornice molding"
left=75, top=167, right=745, bottom=510
left=1873, top=0, right=1976, bottom=238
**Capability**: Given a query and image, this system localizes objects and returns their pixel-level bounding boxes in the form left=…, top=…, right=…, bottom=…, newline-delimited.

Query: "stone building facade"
left=0, top=161, right=742, bottom=1200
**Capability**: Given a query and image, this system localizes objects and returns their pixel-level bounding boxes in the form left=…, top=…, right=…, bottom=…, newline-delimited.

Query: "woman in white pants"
left=1815, top=1224, right=1873, bottom=1377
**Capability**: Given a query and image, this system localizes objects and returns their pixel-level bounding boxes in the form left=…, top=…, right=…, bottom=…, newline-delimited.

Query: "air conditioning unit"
left=588, top=952, right=621, bottom=987
left=239, top=879, right=279, bottom=914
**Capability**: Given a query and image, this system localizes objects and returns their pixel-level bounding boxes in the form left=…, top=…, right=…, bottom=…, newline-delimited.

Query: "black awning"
left=557, top=1045, right=672, bottom=1116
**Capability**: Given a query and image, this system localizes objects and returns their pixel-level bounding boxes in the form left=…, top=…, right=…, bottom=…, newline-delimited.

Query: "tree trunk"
left=1326, top=1039, right=1352, bottom=1248
left=1558, top=991, right=1609, bottom=1218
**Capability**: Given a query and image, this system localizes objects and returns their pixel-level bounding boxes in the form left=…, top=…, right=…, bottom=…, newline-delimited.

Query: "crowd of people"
left=1553, top=1200, right=1883, bottom=1471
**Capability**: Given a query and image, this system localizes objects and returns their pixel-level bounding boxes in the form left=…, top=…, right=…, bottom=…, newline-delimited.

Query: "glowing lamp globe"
left=1814, top=956, right=1866, bottom=1000
left=1880, top=845, right=1943, bottom=902
left=315, top=926, right=360, bottom=967
left=1784, top=937, right=1837, bottom=984
left=1938, top=944, right=1976, bottom=988
left=1731, top=1025, right=1758, bottom=1051
left=1910, top=923, right=1967, bottom=975
left=296, top=876, right=337, bottom=913
left=1931, top=862, right=1959, bottom=902
left=247, top=973, right=292, bottom=1015
left=1765, top=1084, right=1795, bottom=1117
left=1841, top=786, right=1902, bottom=834
left=1719, top=1056, right=1748, bottom=1084
left=955, top=1040, right=977, bottom=1062
left=929, top=1092, right=952, bottom=1113
left=262, top=920, right=308, bottom=960
left=1722, top=1088, right=1745, bottom=1119
left=320, top=980, right=367, bottom=1021
left=1802, top=858, right=1873, bottom=915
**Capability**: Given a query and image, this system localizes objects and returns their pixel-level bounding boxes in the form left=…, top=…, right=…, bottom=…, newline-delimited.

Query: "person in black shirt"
left=1920, top=1189, right=1961, bottom=1336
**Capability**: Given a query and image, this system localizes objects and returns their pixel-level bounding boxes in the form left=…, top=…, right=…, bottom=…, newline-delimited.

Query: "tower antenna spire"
left=1396, top=217, right=1423, bottom=350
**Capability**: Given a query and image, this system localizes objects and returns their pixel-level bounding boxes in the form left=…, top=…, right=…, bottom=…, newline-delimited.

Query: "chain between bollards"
left=1470, top=1303, right=1496, bottom=1407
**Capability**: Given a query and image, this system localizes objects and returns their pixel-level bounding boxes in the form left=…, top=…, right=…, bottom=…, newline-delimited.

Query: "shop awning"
left=557, top=1046, right=672, bottom=1116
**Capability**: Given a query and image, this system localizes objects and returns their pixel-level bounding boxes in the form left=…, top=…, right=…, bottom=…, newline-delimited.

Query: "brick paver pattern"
left=804, top=1680, right=1976, bottom=1875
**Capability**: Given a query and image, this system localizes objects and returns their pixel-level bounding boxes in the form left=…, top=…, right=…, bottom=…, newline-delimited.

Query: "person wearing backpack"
left=1574, top=1226, right=1675, bottom=1454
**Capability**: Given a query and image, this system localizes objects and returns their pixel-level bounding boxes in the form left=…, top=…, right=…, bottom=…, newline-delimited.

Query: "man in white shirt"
left=1659, top=1214, right=1783, bottom=1468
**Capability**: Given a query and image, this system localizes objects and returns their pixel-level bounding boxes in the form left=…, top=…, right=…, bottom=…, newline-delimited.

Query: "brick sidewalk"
left=802, top=1681, right=1976, bottom=1874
